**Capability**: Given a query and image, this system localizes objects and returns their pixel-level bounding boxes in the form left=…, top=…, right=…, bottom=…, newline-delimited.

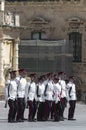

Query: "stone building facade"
left=0, top=0, right=20, bottom=97
left=0, top=0, right=86, bottom=100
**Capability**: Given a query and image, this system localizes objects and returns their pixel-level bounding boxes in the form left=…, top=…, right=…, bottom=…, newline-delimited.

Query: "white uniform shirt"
left=37, top=83, right=45, bottom=102
left=53, top=82, right=61, bottom=103
left=27, top=82, right=36, bottom=101
left=4, top=79, right=17, bottom=101
left=43, top=79, right=49, bottom=86
left=16, top=76, right=27, bottom=98
left=45, top=80, right=54, bottom=101
left=59, top=79, right=67, bottom=98
left=67, top=81, right=77, bottom=101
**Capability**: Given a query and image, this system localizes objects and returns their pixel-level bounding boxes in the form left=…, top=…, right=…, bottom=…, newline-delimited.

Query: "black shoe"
left=16, top=119, right=24, bottom=122
left=53, top=119, right=60, bottom=122
left=8, top=120, right=12, bottom=123
left=68, top=118, right=76, bottom=121
left=22, top=118, right=27, bottom=121
left=42, top=118, right=46, bottom=122
left=8, top=120, right=17, bottom=123
left=32, top=119, right=36, bottom=122
left=63, top=117, right=67, bottom=120
left=60, top=117, right=64, bottom=121
left=28, top=119, right=33, bottom=122
left=37, top=119, right=42, bottom=121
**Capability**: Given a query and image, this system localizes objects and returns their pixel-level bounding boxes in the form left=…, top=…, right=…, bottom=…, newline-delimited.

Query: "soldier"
left=16, top=69, right=27, bottom=122
left=44, top=73, right=54, bottom=121
left=26, top=74, right=37, bottom=122
left=53, top=77, right=62, bottom=122
left=58, top=71, right=67, bottom=120
left=25, top=75, right=31, bottom=108
left=4, top=71, right=17, bottom=123
left=67, top=76, right=77, bottom=120
left=37, top=77, right=45, bottom=121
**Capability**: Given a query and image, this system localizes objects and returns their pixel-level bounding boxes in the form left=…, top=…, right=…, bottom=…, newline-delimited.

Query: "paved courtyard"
left=0, top=101, right=86, bottom=130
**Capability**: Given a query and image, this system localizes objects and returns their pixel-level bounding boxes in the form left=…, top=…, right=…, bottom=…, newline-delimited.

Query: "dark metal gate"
left=19, top=40, right=73, bottom=76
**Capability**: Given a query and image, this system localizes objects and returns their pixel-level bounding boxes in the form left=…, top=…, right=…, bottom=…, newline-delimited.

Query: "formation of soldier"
left=4, top=69, right=77, bottom=123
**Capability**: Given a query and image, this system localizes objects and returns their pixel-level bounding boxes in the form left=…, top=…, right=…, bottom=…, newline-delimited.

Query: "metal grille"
left=19, top=39, right=73, bottom=76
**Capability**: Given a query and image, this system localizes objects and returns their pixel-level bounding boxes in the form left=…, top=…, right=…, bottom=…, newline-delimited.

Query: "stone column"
left=0, top=40, right=4, bottom=92
left=1, top=0, right=5, bottom=11
left=13, top=38, right=20, bottom=71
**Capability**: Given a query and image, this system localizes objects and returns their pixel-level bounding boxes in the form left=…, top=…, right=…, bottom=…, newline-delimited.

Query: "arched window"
left=69, top=32, right=82, bottom=62
left=31, top=31, right=47, bottom=40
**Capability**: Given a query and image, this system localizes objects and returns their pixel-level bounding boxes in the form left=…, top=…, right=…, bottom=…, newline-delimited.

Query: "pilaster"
left=0, top=39, right=5, bottom=89
left=13, top=38, right=20, bottom=71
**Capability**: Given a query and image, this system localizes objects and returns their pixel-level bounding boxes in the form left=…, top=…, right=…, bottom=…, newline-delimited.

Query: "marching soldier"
left=25, top=75, right=31, bottom=108
left=4, top=71, right=17, bottom=123
left=16, top=69, right=27, bottom=122
left=26, top=74, right=37, bottom=122
left=67, top=76, right=77, bottom=120
left=53, top=77, right=62, bottom=121
left=44, top=73, right=54, bottom=121
left=58, top=71, right=67, bottom=120
left=37, top=77, right=45, bottom=121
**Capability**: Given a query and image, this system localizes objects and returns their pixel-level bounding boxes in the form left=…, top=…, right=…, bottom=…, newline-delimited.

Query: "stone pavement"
left=0, top=101, right=86, bottom=130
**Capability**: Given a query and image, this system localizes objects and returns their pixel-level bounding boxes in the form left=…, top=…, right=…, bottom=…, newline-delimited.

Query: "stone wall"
left=3, top=0, right=86, bottom=100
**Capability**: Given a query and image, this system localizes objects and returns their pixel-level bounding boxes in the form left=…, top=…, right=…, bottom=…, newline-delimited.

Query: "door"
left=69, top=32, right=82, bottom=62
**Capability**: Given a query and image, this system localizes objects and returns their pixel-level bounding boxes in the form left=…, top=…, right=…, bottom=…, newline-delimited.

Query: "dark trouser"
left=51, top=101, right=55, bottom=119
left=16, top=98, right=25, bottom=121
left=44, top=100, right=52, bottom=120
left=28, top=100, right=34, bottom=121
left=60, top=97, right=67, bottom=118
left=8, top=99, right=17, bottom=122
left=32, top=100, right=38, bottom=120
left=37, top=102, right=45, bottom=121
left=68, top=100, right=76, bottom=119
left=54, top=101, right=62, bottom=121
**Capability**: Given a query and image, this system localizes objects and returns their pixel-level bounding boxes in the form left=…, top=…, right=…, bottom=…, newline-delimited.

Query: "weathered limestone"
left=0, top=0, right=86, bottom=100
left=0, top=0, right=20, bottom=98
left=13, top=38, right=19, bottom=70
